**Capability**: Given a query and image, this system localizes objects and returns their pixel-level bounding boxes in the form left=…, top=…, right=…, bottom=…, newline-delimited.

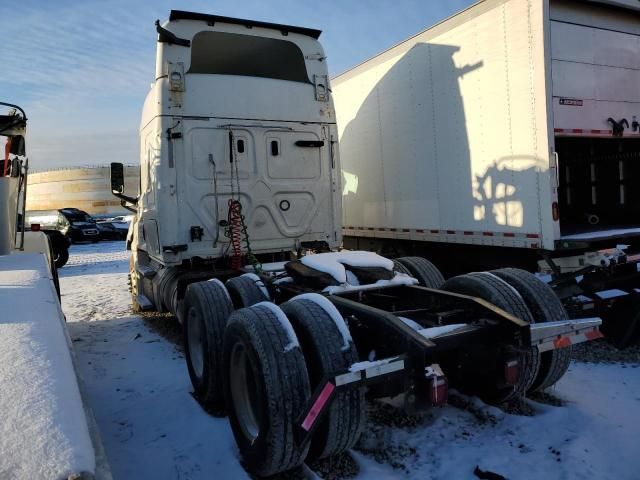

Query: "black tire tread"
left=396, top=256, right=445, bottom=289
left=492, top=268, right=572, bottom=391
left=226, top=275, right=268, bottom=309
left=281, top=298, right=365, bottom=459
left=442, top=272, right=540, bottom=402
left=224, top=305, right=310, bottom=476
left=392, top=259, right=412, bottom=276
left=184, top=280, right=233, bottom=413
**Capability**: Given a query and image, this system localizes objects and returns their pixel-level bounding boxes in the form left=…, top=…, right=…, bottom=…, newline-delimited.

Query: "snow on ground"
left=60, top=243, right=247, bottom=480
left=357, top=363, right=640, bottom=479
left=60, top=242, right=640, bottom=480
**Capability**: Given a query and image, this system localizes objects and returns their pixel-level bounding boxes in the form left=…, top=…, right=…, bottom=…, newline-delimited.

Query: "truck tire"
left=442, top=272, right=540, bottom=403
left=396, top=256, right=445, bottom=288
left=223, top=304, right=310, bottom=476
left=281, top=297, right=365, bottom=460
left=183, top=279, right=233, bottom=415
left=226, top=274, right=269, bottom=309
left=492, top=268, right=572, bottom=391
left=392, top=259, right=412, bottom=275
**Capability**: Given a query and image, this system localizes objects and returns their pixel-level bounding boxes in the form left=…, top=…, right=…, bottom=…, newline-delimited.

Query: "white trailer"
left=334, top=0, right=640, bottom=271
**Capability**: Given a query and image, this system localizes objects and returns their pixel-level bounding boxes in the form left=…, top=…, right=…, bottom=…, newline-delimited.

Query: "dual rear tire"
left=183, top=278, right=364, bottom=476
left=442, top=272, right=540, bottom=403
left=183, top=279, right=233, bottom=415
left=491, top=268, right=572, bottom=392
left=393, top=256, right=444, bottom=289
left=442, top=268, right=572, bottom=402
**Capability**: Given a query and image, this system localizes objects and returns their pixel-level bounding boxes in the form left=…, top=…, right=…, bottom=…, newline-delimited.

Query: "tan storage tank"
left=27, top=165, right=139, bottom=215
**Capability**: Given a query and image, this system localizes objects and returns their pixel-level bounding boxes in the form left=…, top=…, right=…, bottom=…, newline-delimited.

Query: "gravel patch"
left=571, top=338, right=640, bottom=364
left=307, top=452, right=359, bottom=479
left=140, top=312, right=183, bottom=352
left=355, top=400, right=427, bottom=472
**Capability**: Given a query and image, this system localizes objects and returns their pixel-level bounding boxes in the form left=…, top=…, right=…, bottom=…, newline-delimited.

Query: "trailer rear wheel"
left=492, top=268, right=572, bottom=391
left=226, top=274, right=269, bottom=309
left=281, top=296, right=365, bottom=460
left=223, top=304, right=310, bottom=476
left=396, top=256, right=445, bottom=288
left=183, top=279, right=233, bottom=415
left=442, top=272, right=540, bottom=403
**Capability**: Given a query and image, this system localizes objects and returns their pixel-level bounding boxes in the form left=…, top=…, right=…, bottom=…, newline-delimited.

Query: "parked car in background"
left=16, top=213, right=71, bottom=269
left=24, top=208, right=100, bottom=244
left=92, top=214, right=130, bottom=240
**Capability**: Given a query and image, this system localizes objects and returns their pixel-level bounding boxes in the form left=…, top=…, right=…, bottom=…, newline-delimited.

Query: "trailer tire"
left=396, top=256, right=445, bottom=288
left=442, top=272, right=540, bottom=403
left=183, top=280, right=233, bottom=415
left=224, top=304, right=310, bottom=476
left=226, top=274, right=269, bottom=309
left=281, top=297, right=365, bottom=460
left=492, top=268, right=572, bottom=391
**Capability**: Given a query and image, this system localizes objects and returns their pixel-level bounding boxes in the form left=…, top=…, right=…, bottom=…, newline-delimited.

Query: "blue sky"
left=1, top=0, right=474, bottom=169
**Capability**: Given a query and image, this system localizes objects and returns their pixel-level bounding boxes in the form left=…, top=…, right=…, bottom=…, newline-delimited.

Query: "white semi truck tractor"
left=333, top=0, right=640, bottom=348
left=112, top=11, right=603, bottom=476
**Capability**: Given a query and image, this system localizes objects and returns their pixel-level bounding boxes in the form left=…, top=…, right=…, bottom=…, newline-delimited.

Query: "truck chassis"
left=346, top=234, right=640, bottom=349
left=172, top=254, right=602, bottom=476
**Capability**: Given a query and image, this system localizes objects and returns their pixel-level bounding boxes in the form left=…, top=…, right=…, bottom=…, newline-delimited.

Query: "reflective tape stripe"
left=585, top=330, right=604, bottom=341
left=538, top=329, right=603, bottom=352
left=301, top=382, right=335, bottom=431
left=553, top=336, right=572, bottom=349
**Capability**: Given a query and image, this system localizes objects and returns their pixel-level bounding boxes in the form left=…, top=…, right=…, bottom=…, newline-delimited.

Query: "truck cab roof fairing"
left=168, top=10, right=322, bottom=39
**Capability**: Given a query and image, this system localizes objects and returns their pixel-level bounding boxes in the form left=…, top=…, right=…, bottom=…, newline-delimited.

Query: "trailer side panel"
left=334, top=0, right=556, bottom=250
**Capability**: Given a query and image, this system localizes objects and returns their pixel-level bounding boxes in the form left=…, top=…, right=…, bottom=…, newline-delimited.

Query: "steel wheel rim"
left=187, top=307, right=204, bottom=379
left=230, top=342, right=261, bottom=441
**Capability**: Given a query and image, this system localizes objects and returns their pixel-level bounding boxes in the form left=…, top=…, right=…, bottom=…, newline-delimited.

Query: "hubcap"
left=230, top=342, right=261, bottom=441
left=187, top=307, right=204, bottom=379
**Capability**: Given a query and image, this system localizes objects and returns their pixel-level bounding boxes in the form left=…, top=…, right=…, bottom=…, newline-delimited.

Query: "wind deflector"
left=155, top=20, right=190, bottom=47
left=168, top=10, right=322, bottom=39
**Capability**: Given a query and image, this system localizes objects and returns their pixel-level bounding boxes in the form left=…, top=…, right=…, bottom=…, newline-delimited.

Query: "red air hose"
left=228, top=199, right=243, bottom=270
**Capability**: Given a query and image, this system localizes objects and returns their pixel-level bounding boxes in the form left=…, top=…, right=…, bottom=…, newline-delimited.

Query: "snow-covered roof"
left=0, top=253, right=95, bottom=478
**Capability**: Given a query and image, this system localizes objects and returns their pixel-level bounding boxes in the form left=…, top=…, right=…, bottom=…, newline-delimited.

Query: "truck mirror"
left=110, top=162, right=125, bottom=193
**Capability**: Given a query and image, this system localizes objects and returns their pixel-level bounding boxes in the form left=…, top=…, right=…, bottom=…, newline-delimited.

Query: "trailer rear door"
left=550, top=0, right=640, bottom=243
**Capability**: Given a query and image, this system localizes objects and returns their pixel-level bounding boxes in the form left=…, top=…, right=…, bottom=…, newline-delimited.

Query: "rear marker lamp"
left=425, top=364, right=448, bottom=407
left=504, top=359, right=519, bottom=386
